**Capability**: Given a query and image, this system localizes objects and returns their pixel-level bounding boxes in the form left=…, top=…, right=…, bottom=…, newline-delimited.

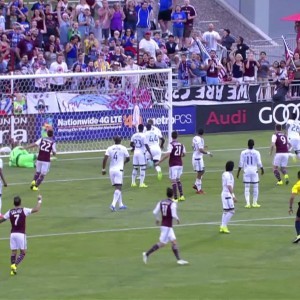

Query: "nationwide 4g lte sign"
left=195, top=101, right=300, bottom=133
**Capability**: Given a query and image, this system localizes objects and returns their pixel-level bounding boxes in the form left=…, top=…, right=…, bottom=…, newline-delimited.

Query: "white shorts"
left=109, top=169, right=123, bottom=186
left=243, top=171, right=259, bottom=184
left=159, top=226, right=176, bottom=244
left=10, top=233, right=27, bottom=250
left=273, top=153, right=289, bottom=167
left=133, top=152, right=146, bottom=166
left=36, top=160, right=50, bottom=175
left=289, top=137, right=300, bottom=152
left=169, top=166, right=183, bottom=180
left=193, top=157, right=204, bottom=172
left=221, top=192, right=235, bottom=210
left=146, top=146, right=161, bottom=161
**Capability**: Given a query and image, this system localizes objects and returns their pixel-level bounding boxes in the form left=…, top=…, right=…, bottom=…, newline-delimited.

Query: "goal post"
left=0, top=68, right=173, bottom=154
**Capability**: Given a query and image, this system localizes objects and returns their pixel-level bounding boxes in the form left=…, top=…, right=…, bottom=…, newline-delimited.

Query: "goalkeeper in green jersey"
left=9, top=145, right=37, bottom=168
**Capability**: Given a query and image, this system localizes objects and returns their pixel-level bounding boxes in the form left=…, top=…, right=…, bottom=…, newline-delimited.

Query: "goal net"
left=0, top=68, right=173, bottom=154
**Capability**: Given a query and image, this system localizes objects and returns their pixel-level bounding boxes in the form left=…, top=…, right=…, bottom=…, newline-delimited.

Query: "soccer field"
left=0, top=130, right=299, bottom=300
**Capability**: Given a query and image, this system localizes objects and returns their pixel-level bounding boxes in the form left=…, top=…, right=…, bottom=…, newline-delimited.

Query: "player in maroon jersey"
left=157, top=131, right=186, bottom=201
left=142, top=187, right=188, bottom=265
left=23, top=129, right=56, bottom=191
left=270, top=124, right=290, bottom=185
left=0, top=194, right=42, bottom=275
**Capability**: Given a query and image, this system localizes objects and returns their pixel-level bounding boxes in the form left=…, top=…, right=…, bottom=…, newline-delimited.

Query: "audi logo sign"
left=259, top=103, right=300, bottom=125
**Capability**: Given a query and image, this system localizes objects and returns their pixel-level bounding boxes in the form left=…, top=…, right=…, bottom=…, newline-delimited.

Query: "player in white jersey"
left=220, top=161, right=237, bottom=234
left=0, top=157, right=8, bottom=216
left=130, top=124, right=153, bottom=188
left=286, top=112, right=300, bottom=160
left=102, top=136, right=130, bottom=211
left=192, top=129, right=213, bottom=194
left=145, top=123, right=165, bottom=180
left=237, top=139, right=264, bottom=208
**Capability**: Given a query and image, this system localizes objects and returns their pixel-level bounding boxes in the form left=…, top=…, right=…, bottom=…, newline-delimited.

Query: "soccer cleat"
left=142, top=252, right=148, bottom=264
left=10, top=264, right=17, bottom=276
left=276, top=180, right=283, bottom=186
left=252, top=203, right=261, bottom=208
left=139, top=183, right=148, bottom=188
left=131, top=183, right=137, bottom=187
left=284, top=174, right=289, bottom=185
left=293, top=235, right=300, bottom=243
left=245, top=204, right=251, bottom=208
left=179, top=195, right=185, bottom=201
left=32, top=186, right=39, bottom=191
left=177, top=259, right=189, bottom=265
left=110, top=205, right=116, bottom=212
left=192, top=185, right=197, bottom=190
left=157, top=170, right=163, bottom=181
left=196, top=190, right=205, bottom=195
left=220, top=226, right=230, bottom=234
left=30, top=180, right=36, bottom=187
left=119, top=205, right=127, bottom=210
left=172, top=198, right=178, bottom=203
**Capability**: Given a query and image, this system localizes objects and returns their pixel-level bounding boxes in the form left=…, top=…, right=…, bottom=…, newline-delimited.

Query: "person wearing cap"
left=135, top=1, right=152, bottom=42
left=78, top=6, right=95, bottom=39
left=139, top=31, right=159, bottom=60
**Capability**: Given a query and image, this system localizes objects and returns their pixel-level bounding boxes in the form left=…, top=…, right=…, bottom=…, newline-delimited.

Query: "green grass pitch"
left=0, top=130, right=299, bottom=300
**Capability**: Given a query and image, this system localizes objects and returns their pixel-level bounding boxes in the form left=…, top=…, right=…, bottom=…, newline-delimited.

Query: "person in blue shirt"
left=171, top=5, right=186, bottom=50
left=135, top=1, right=152, bottom=42
left=158, top=0, right=172, bottom=38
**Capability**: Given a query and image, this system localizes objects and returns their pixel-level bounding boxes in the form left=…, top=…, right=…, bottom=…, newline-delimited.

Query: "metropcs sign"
left=259, top=103, right=300, bottom=125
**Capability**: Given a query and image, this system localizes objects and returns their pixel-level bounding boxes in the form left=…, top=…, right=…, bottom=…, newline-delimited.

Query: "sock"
left=280, top=167, right=287, bottom=175
left=155, top=165, right=161, bottom=173
left=11, top=255, right=16, bottom=265
left=140, top=167, right=146, bottom=185
left=33, top=172, right=40, bottom=181
left=177, top=180, right=183, bottom=196
left=132, top=168, right=138, bottom=184
left=35, top=174, right=45, bottom=187
left=296, top=220, right=300, bottom=235
left=112, top=189, right=121, bottom=207
left=146, top=243, right=160, bottom=257
left=273, top=169, right=281, bottom=181
left=244, top=183, right=250, bottom=205
left=117, top=191, right=124, bottom=207
left=172, top=183, right=178, bottom=199
left=225, top=210, right=235, bottom=225
left=16, top=252, right=26, bottom=266
left=253, top=183, right=259, bottom=204
left=172, top=244, right=180, bottom=260
left=0, top=195, right=2, bottom=214
left=221, top=212, right=227, bottom=227
left=195, top=178, right=202, bottom=191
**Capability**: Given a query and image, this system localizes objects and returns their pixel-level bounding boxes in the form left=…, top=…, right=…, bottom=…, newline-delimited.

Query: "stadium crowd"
left=0, top=0, right=299, bottom=94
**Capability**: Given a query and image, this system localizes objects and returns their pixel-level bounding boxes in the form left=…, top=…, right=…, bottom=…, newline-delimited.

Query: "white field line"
left=0, top=216, right=293, bottom=241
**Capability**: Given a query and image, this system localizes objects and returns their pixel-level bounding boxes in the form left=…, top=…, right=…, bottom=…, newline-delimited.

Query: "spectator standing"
left=202, top=23, right=221, bottom=52
left=44, top=44, right=57, bottom=67
left=158, top=0, right=173, bottom=38
left=84, top=31, right=99, bottom=63
left=0, top=33, right=11, bottom=62
left=16, top=30, right=35, bottom=61
left=257, top=51, right=270, bottom=98
left=243, top=52, right=260, bottom=83
left=72, top=53, right=87, bottom=71
left=78, top=7, right=95, bottom=40
left=34, top=61, right=50, bottom=92
left=0, top=53, right=8, bottom=74
left=165, top=34, right=178, bottom=61
left=76, top=0, right=90, bottom=16
left=110, top=2, right=125, bottom=37
left=98, top=0, right=111, bottom=44
left=30, top=19, right=46, bottom=49
left=139, top=31, right=159, bottom=60
left=68, top=22, right=81, bottom=41
left=122, top=28, right=136, bottom=58
left=135, top=1, right=152, bottom=42
left=221, top=28, right=235, bottom=55
left=229, top=52, right=244, bottom=84
left=272, top=78, right=290, bottom=102
left=294, top=39, right=300, bottom=55
left=123, top=0, right=137, bottom=33
left=57, top=1, right=73, bottom=46
left=44, top=13, right=58, bottom=45
left=49, top=53, right=68, bottom=91
left=16, top=0, right=28, bottom=21
left=171, top=5, right=186, bottom=50
left=205, top=50, right=221, bottom=85
left=178, top=53, right=189, bottom=87
left=65, top=34, right=80, bottom=69
left=187, top=30, right=203, bottom=56
left=180, top=0, right=197, bottom=51
left=235, top=36, right=250, bottom=61
left=0, top=7, right=5, bottom=31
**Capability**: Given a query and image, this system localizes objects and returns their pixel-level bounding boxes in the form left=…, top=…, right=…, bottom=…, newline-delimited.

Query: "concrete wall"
left=224, top=0, right=299, bottom=38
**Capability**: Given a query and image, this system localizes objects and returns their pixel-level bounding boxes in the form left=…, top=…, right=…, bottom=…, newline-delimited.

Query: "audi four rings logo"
left=259, top=103, right=300, bottom=125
